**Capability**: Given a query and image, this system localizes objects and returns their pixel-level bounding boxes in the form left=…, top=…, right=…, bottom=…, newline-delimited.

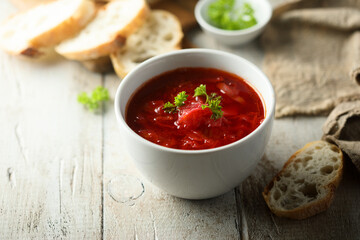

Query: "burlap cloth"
left=322, top=101, right=360, bottom=172
left=262, top=0, right=360, bottom=117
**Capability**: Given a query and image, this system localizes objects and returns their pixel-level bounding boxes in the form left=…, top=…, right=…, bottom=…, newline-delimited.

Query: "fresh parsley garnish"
left=194, top=84, right=224, bottom=120
left=194, top=84, right=207, bottom=97
left=163, top=85, right=223, bottom=120
left=163, top=91, right=189, bottom=113
left=78, top=86, right=109, bottom=112
left=174, top=91, right=188, bottom=107
left=163, top=102, right=176, bottom=113
left=202, top=96, right=223, bottom=120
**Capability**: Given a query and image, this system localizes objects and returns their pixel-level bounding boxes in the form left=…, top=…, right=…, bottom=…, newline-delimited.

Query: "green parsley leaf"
left=194, top=84, right=207, bottom=97
left=204, top=97, right=223, bottom=120
left=163, top=91, right=188, bottom=113
left=78, top=86, right=109, bottom=112
left=174, top=91, right=189, bottom=107
left=194, top=84, right=223, bottom=120
left=163, top=102, right=177, bottom=113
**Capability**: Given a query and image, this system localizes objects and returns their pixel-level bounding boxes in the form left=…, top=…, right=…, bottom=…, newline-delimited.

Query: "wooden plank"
left=102, top=74, right=240, bottom=240
left=1, top=0, right=358, bottom=238
left=0, top=2, right=103, bottom=238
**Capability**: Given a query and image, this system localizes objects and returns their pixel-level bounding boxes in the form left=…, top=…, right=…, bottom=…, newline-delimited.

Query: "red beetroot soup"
left=126, top=67, right=265, bottom=150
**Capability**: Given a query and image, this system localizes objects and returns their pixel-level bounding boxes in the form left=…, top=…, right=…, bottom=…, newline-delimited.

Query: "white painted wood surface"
left=0, top=0, right=359, bottom=239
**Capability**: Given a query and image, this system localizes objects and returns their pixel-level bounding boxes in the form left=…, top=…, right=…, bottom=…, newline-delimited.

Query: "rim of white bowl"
left=194, top=0, right=272, bottom=36
left=114, top=49, right=275, bottom=155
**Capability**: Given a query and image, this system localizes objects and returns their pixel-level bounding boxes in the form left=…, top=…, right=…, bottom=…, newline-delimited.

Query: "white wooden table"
left=1, top=1, right=359, bottom=239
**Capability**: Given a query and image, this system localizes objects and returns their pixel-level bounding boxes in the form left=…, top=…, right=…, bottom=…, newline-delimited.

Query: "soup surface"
left=126, top=67, right=265, bottom=150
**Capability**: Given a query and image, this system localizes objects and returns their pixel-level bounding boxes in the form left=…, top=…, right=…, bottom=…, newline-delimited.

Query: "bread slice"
left=0, top=0, right=95, bottom=57
left=10, top=0, right=113, bottom=11
left=110, top=10, right=183, bottom=78
left=55, top=0, right=150, bottom=60
left=10, top=0, right=53, bottom=10
left=263, top=140, right=343, bottom=220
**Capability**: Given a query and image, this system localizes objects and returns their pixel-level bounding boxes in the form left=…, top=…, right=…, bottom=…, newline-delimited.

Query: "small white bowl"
left=115, top=49, right=275, bottom=199
left=195, top=0, right=272, bottom=46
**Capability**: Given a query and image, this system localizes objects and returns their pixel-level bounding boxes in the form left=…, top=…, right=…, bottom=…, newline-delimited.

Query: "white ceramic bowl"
left=195, top=0, right=272, bottom=46
left=115, top=49, right=275, bottom=199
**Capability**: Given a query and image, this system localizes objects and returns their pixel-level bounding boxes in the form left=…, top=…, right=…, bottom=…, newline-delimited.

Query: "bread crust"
left=19, top=47, right=42, bottom=57
left=263, top=140, right=344, bottom=220
left=56, top=0, right=150, bottom=60
left=110, top=55, right=128, bottom=79
left=110, top=10, right=183, bottom=78
left=111, top=43, right=182, bottom=79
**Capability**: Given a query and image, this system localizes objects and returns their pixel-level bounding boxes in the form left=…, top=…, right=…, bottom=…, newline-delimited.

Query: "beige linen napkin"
left=262, top=0, right=360, bottom=117
left=322, top=101, right=360, bottom=172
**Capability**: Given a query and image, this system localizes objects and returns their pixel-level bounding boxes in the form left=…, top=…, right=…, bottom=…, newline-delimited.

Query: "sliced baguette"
left=263, top=140, right=343, bottom=220
left=10, top=0, right=53, bottom=10
left=110, top=10, right=183, bottom=78
left=10, top=0, right=112, bottom=11
left=0, top=0, right=95, bottom=57
left=55, top=0, right=150, bottom=60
